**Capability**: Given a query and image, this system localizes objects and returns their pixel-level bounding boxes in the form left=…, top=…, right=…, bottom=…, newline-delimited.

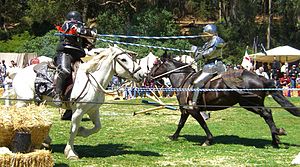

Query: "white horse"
left=174, top=54, right=197, bottom=70
left=12, top=45, right=144, bottom=159
left=137, top=52, right=158, bottom=77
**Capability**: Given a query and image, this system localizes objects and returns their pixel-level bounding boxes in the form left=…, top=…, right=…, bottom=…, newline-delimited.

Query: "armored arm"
left=76, top=24, right=97, bottom=38
left=77, top=25, right=97, bottom=50
left=195, top=36, right=224, bottom=61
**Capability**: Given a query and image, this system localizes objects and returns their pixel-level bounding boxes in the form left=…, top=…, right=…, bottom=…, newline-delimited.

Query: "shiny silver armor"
left=192, top=28, right=226, bottom=107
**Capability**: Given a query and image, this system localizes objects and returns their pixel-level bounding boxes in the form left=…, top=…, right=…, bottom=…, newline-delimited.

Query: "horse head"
left=108, top=45, right=144, bottom=83
left=148, top=52, right=195, bottom=84
left=148, top=53, right=173, bottom=81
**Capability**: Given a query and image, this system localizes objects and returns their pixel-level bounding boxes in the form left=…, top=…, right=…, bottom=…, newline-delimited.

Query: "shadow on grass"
left=54, top=163, right=69, bottom=167
left=182, top=135, right=300, bottom=148
left=51, top=143, right=161, bottom=158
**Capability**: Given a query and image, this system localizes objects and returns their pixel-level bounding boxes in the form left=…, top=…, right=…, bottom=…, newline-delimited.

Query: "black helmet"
left=66, top=11, right=82, bottom=22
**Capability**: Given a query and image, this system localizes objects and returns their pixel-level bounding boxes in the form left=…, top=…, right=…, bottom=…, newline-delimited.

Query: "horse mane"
left=161, top=51, right=195, bottom=72
left=79, top=50, right=108, bottom=73
left=169, top=58, right=195, bottom=72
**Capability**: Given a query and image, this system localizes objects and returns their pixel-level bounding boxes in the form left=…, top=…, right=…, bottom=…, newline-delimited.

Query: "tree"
left=18, top=30, right=59, bottom=57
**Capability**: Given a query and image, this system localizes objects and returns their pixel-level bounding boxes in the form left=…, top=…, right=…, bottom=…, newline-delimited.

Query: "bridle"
left=112, top=51, right=141, bottom=80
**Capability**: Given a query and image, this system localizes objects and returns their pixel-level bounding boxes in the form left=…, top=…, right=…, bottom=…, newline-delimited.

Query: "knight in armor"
left=53, top=11, right=96, bottom=106
left=190, top=24, right=226, bottom=109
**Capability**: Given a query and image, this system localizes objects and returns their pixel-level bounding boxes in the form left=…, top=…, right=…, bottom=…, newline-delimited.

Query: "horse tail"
left=264, top=79, right=300, bottom=117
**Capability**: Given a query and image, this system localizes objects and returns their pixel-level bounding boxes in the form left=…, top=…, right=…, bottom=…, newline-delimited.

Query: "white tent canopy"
left=0, top=53, right=38, bottom=68
left=249, top=45, right=300, bottom=63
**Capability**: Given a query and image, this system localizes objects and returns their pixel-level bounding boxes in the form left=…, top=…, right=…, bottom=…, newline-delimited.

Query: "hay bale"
left=0, top=105, right=52, bottom=149
left=0, top=149, right=54, bottom=167
left=0, top=110, right=14, bottom=147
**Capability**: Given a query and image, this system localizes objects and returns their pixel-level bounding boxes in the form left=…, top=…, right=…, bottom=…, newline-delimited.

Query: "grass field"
left=46, top=97, right=300, bottom=167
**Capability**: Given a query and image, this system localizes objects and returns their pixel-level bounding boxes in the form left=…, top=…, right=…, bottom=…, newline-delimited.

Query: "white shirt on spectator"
left=256, top=67, right=269, bottom=79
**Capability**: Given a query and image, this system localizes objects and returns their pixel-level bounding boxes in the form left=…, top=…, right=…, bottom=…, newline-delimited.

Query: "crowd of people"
left=230, top=57, right=300, bottom=97
left=0, top=60, right=18, bottom=88
left=108, top=76, right=174, bottom=100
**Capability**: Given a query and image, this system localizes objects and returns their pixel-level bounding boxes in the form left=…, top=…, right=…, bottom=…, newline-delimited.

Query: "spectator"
left=111, top=76, right=120, bottom=90
left=0, top=60, right=7, bottom=78
left=281, top=62, right=288, bottom=76
left=289, top=64, right=298, bottom=88
left=162, top=77, right=173, bottom=97
left=30, top=57, right=40, bottom=65
left=263, top=62, right=270, bottom=77
left=297, top=77, right=300, bottom=97
left=122, top=81, right=134, bottom=100
left=271, top=57, right=281, bottom=78
left=273, top=75, right=280, bottom=88
left=280, top=73, right=291, bottom=97
left=256, top=66, right=269, bottom=79
left=10, top=60, right=17, bottom=67
left=280, top=73, right=291, bottom=86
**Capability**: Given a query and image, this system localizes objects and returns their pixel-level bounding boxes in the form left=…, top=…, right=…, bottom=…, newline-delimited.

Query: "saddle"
left=33, top=61, right=80, bottom=104
left=183, top=69, right=255, bottom=106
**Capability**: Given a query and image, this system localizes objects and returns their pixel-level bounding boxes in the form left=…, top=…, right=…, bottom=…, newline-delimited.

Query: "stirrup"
left=200, top=112, right=210, bottom=120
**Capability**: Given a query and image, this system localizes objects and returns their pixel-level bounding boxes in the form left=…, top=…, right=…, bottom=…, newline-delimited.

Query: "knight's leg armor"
left=192, top=72, right=213, bottom=106
left=54, top=53, right=72, bottom=106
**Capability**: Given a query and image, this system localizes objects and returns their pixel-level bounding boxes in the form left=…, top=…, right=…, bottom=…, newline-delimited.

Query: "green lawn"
left=48, top=97, right=300, bottom=167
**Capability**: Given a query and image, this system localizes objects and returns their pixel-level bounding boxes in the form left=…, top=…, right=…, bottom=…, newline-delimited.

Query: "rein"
left=87, top=73, right=116, bottom=95
left=152, top=63, right=193, bottom=80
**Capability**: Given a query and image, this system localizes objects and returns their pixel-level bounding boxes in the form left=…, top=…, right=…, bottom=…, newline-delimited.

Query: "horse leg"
left=242, top=105, right=286, bottom=148
left=259, top=108, right=286, bottom=147
left=64, top=108, right=84, bottom=160
left=169, top=110, right=189, bottom=140
left=15, top=93, right=32, bottom=107
left=77, top=109, right=101, bottom=137
left=190, top=110, right=213, bottom=146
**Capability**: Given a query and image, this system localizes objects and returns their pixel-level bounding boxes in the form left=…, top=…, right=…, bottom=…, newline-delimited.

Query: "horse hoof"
left=168, top=135, right=178, bottom=141
left=278, top=128, right=287, bottom=136
left=61, top=110, right=72, bottom=120
left=201, top=141, right=211, bottom=147
left=67, top=155, right=79, bottom=160
left=272, top=143, right=280, bottom=148
left=41, top=143, right=51, bottom=150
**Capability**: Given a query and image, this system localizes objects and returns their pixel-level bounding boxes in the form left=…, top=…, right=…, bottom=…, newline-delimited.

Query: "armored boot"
left=190, top=72, right=213, bottom=119
left=54, top=52, right=72, bottom=107
left=54, top=75, right=64, bottom=107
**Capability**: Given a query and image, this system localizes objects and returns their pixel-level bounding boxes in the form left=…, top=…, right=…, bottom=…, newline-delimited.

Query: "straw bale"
left=0, top=150, right=54, bottom=167
left=0, top=105, right=52, bottom=149
left=0, top=110, right=14, bottom=147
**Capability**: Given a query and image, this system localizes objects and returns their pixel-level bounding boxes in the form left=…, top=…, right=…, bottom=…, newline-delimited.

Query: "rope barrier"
left=2, top=97, right=300, bottom=110
left=128, top=87, right=300, bottom=92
